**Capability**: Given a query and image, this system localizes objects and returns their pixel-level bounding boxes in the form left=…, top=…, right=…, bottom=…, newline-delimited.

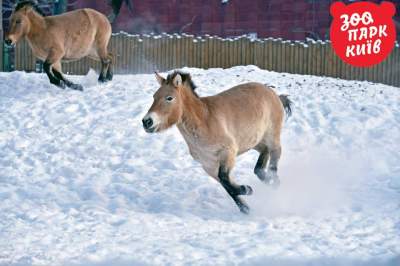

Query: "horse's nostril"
left=5, top=39, right=12, bottom=46
left=142, top=117, right=153, bottom=129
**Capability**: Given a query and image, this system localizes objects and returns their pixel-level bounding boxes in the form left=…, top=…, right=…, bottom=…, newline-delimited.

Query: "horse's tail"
left=279, top=94, right=293, bottom=118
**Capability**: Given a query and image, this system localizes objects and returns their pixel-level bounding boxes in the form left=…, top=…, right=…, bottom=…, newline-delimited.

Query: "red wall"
left=62, top=0, right=400, bottom=40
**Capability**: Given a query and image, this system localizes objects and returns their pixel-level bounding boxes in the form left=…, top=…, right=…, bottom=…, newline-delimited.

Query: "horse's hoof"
left=262, top=171, right=280, bottom=188
left=271, top=178, right=280, bottom=189
left=98, top=76, right=108, bottom=83
left=239, top=203, right=250, bottom=214
left=240, top=185, right=253, bottom=195
left=264, top=177, right=280, bottom=189
left=71, top=84, right=83, bottom=91
left=106, top=73, right=113, bottom=81
left=58, top=80, right=66, bottom=89
left=255, top=169, right=267, bottom=182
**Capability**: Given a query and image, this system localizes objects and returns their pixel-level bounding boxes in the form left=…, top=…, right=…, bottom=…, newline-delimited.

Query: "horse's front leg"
left=52, top=62, right=83, bottom=91
left=105, top=53, right=114, bottom=81
left=43, top=50, right=65, bottom=89
left=217, top=152, right=253, bottom=214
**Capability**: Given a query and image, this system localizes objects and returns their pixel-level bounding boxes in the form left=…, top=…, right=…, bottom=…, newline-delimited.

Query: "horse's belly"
left=64, top=47, right=92, bottom=60
left=236, top=124, right=268, bottom=154
left=187, top=144, right=219, bottom=176
left=64, top=33, right=96, bottom=59
left=189, top=145, right=216, bottom=164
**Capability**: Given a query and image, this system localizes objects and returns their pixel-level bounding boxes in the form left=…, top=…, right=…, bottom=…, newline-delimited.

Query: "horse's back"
left=49, top=8, right=110, bottom=32
left=46, top=8, right=111, bottom=60
left=207, top=82, right=283, bottom=117
left=215, top=82, right=279, bottom=102
left=203, top=82, right=284, bottom=153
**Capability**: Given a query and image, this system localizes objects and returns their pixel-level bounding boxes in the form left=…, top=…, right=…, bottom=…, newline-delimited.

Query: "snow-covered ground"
left=0, top=66, right=399, bottom=266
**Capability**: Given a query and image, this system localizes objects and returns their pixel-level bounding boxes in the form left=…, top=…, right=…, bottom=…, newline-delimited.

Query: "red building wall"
left=3, top=0, right=398, bottom=40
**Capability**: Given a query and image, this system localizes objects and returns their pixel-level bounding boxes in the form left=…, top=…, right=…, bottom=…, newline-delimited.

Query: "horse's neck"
left=26, top=12, right=47, bottom=41
left=177, top=89, right=208, bottom=140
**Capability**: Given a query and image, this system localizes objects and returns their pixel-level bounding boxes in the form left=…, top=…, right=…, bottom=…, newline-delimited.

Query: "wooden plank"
left=182, top=35, right=189, bottom=68
left=130, top=35, right=136, bottom=73
left=254, top=40, right=262, bottom=68
left=233, top=37, right=238, bottom=67
left=208, top=36, right=214, bottom=68
left=277, top=39, right=283, bottom=73
left=227, top=38, right=233, bottom=68
left=270, top=39, right=277, bottom=72
left=261, top=39, right=266, bottom=70
left=195, top=37, right=200, bottom=69
left=321, top=41, right=328, bottom=77
left=187, top=36, right=194, bottom=68
left=289, top=42, right=295, bottom=74
left=294, top=42, right=299, bottom=74
left=246, top=38, right=253, bottom=66
left=392, top=47, right=397, bottom=86
left=213, top=37, right=218, bottom=68
left=172, top=34, right=178, bottom=70
left=386, top=46, right=393, bottom=86
left=282, top=40, right=288, bottom=73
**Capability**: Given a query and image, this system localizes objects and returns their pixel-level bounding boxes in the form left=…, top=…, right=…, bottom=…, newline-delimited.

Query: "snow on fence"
left=13, top=32, right=400, bottom=87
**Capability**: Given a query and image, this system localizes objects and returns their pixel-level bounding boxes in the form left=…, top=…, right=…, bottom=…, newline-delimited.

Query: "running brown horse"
left=142, top=71, right=292, bottom=214
left=5, top=1, right=113, bottom=91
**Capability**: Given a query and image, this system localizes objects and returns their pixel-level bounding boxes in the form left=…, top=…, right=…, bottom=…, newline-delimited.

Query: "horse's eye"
left=15, top=20, right=21, bottom=24
left=165, top=96, right=174, bottom=102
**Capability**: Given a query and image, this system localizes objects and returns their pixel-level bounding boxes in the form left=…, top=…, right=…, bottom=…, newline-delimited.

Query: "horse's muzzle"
left=4, top=39, right=15, bottom=47
left=142, top=117, right=155, bottom=133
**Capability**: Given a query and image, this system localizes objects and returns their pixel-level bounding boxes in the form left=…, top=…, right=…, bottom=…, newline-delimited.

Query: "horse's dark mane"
left=166, top=70, right=198, bottom=97
left=15, top=1, right=46, bottom=16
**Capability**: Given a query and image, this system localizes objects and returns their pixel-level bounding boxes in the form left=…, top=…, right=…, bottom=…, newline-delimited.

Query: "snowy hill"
left=0, top=66, right=399, bottom=266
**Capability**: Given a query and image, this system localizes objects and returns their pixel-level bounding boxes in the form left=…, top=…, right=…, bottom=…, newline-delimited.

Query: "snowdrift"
left=0, top=66, right=399, bottom=265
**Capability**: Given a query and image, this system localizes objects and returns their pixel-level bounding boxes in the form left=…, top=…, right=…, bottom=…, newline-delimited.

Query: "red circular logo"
left=330, top=1, right=396, bottom=67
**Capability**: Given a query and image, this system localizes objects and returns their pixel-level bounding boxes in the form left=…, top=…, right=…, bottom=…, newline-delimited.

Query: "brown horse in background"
left=142, top=71, right=292, bottom=214
left=5, top=1, right=113, bottom=91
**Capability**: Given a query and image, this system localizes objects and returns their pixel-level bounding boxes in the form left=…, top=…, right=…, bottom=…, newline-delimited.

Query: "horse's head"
left=142, top=71, right=197, bottom=133
left=5, top=1, right=42, bottom=46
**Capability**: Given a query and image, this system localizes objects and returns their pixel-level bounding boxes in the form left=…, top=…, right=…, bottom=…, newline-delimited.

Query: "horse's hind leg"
left=96, top=44, right=112, bottom=83
left=52, top=62, right=83, bottom=91
left=98, top=58, right=110, bottom=83
left=254, top=146, right=270, bottom=181
left=254, top=143, right=281, bottom=187
left=266, top=144, right=282, bottom=187
left=106, top=53, right=113, bottom=81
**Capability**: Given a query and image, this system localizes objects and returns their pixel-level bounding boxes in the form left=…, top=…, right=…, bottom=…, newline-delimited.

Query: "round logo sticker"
left=330, top=1, right=397, bottom=67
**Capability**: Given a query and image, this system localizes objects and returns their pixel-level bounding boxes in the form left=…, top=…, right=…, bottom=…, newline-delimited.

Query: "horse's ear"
left=21, top=5, right=34, bottom=14
left=172, top=74, right=182, bottom=87
left=155, top=72, right=165, bottom=85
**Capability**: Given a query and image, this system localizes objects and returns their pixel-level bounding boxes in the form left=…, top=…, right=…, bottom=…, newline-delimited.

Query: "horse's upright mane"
left=166, top=70, right=198, bottom=97
left=15, top=1, right=46, bottom=16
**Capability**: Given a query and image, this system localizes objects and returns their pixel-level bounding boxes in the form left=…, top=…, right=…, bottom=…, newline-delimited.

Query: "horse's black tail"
left=279, top=94, right=293, bottom=118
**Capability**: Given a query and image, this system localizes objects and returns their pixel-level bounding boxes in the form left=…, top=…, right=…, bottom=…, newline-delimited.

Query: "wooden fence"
left=12, top=32, right=400, bottom=87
